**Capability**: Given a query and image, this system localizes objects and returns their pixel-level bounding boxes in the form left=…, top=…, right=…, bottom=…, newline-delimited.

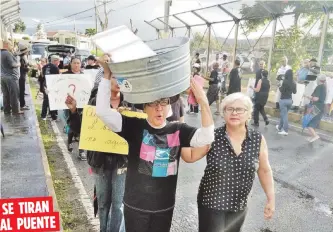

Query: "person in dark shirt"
left=18, top=44, right=30, bottom=110
left=254, top=60, right=266, bottom=88
left=251, top=69, right=270, bottom=127
left=65, top=75, right=129, bottom=232
left=276, top=69, right=297, bottom=136
left=303, top=74, right=327, bottom=143
left=85, top=55, right=100, bottom=70
left=40, top=55, right=60, bottom=120
left=167, top=95, right=184, bottom=123
left=194, top=52, right=201, bottom=66
left=204, top=62, right=220, bottom=109
left=62, top=57, right=87, bottom=160
left=227, top=59, right=241, bottom=95
left=95, top=60, right=214, bottom=232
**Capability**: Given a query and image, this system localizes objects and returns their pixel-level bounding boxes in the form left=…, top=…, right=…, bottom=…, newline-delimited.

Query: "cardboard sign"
left=79, top=105, right=147, bottom=155
left=46, top=74, right=93, bottom=110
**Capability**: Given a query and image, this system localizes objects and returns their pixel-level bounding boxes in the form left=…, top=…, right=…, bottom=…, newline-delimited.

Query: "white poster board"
left=247, top=78, right=256, bottom=98
left=84, top=69, right=100, bottom=83
left=326, top=77, right=333, bottom=104
left=46, top=74, right=93, bottom=110
left=92, top=25, right=156, bottom=63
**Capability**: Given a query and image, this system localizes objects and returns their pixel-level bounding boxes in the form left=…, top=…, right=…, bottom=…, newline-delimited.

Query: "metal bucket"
left=109, top=37, right=191, bottom=104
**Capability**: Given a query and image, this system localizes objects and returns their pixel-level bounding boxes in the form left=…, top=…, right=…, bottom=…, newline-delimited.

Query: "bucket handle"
left=146, top=58, right=162, bottom=72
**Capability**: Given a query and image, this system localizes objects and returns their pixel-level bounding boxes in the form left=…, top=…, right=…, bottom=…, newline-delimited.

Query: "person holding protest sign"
left=65, top=75, right=130, bottom=232
left=95, top=59, right=214, bottom=232
left=63, top=57, right=86, bottom=160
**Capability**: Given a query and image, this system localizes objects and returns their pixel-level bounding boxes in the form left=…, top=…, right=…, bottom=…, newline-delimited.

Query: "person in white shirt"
left=275, top=56, right=291, bottom=109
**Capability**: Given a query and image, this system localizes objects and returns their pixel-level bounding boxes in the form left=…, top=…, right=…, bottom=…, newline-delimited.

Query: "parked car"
left=76, top=49, right=92, bottom=68
left=45, top=44, right=77, bottom=70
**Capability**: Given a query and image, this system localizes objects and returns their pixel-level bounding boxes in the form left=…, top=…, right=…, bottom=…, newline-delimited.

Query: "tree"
left=239, top=1, right=327, bottom=35
left=190, top=32, right=231, bottom=54
left=13, top=20, right=26, bottom=33
left=85, top=28, right=97, bottom=37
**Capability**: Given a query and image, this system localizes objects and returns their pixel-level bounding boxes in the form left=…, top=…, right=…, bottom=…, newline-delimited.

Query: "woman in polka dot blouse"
left=197, top=92, right=275, bottom=232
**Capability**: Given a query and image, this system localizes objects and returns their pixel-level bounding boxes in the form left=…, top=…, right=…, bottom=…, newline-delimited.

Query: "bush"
left=22, top=36, right=30, bottom=40
left=90, top=49, right=103, bottom=57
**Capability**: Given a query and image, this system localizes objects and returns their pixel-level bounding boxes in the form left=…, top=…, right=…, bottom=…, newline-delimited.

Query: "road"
left=53, top=104, right=333, bottom=232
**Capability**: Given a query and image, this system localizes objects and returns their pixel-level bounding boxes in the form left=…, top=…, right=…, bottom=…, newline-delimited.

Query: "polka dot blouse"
left=198, top=125, right=262, bottom=212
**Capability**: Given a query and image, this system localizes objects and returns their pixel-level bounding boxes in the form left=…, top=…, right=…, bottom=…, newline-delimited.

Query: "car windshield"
left=31, top=44, right=46, bottom=55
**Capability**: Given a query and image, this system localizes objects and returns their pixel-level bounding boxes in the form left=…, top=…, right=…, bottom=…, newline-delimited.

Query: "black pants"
left=190, top=104, right=199, bottom=113
left=41, top=93, right=57, bottom=119
left=198, top=206, right=247, bottom=232
left=19, top=77, right=26, bottom=108
left=253, top=103, right=268, bottom=124
left=124, top=205, right=174, bottom=232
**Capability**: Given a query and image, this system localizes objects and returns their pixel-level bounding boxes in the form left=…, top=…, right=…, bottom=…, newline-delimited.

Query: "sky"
left=19, top=0, right=327, bottom=41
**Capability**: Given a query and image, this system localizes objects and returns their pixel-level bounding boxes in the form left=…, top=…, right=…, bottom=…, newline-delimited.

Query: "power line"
left=43, top=0, right=149, bottom=25
left=44, top=16, right=93, bottom=28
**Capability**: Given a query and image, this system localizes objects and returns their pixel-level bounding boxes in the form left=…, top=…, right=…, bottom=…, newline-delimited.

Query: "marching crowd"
left=1, top=38, right=331, bottom=232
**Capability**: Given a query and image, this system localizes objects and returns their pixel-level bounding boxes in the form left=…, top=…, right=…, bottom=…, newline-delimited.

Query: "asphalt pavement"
left=53, top=104, right=333, bottom=232
left=1, top=89, right=48, bottom=198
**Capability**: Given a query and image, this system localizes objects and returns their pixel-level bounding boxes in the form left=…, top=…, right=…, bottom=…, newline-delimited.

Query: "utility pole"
left=163, top=0, right=172, bottom=38
left=94, top=0, right=98, bottom=55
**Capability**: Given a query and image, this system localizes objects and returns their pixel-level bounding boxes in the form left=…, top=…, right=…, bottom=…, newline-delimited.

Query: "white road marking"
left=50, top=121, right=99, bottom=231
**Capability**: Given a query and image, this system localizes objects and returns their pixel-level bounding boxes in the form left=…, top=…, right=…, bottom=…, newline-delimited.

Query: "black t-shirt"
left=209, top=70, right=219, bottom=85
left=118, top=116, right=197, bottom=212
left=85, top=64, right=100, bottom=70
left=312, top=84, right=326, bottom=112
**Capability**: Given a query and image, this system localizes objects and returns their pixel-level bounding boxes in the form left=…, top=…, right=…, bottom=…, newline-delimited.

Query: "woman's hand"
left=190, top=79, right=208, bottom=105
left=264, top=200, right=275, bottom=220
left=65, top=94, right=77, bottom=113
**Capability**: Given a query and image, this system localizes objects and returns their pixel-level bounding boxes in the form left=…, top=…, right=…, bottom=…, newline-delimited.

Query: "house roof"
left=47, top=31, right=58, bottom=37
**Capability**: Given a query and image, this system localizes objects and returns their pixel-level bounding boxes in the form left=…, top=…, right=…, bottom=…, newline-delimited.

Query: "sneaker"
left=20, top=106, right=30, bottom=110
left=41, top=117, right=47, bottom=121
left=278, top=130, right=288, bottom=136
left=309, top=135, right=320, bottom=143
left=79, top=151, right=87, bottom=161
left=13, top=111, right=24, bottom=115
left=265, top=120, right=269, bottom=126
left=68, top=143, right=73, bottom=153
left=276, top=125, right=281, bottom=132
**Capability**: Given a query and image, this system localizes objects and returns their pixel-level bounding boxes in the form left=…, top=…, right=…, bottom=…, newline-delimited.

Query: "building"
left=0, top=0, right=21, bottom=46
left=46, top=30, right=93, bottom=50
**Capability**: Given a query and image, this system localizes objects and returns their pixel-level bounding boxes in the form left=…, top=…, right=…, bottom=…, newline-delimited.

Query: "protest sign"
left=84, top=69, right=100, bottom=83
left=46, top=74, right=93, bottom=110
left=292, top=83, right=305, bottom=107
left=79, top=105, right=147, bottom=154
left=0, top=197, right=60, bottom=231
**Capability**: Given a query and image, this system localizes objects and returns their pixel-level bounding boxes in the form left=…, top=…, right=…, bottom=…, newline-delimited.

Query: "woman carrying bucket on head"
left=96, top=58, right=214, bottom=232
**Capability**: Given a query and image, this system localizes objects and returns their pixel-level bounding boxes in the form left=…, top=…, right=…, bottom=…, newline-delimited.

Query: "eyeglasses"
left=146, top=98, right=169, bottom=107
left=224, top=107, right=248, bottom=115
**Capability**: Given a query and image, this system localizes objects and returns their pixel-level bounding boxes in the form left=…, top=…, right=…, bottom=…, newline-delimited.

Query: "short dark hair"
left=195, top=52, right=200, bottom=56
left=88, top=55, right=96, bottom=61
left=261, top=70, right=268, bottom=78
left=310, top=58, right=317, bottom=62
left=234, top=59, right=240, bottom=66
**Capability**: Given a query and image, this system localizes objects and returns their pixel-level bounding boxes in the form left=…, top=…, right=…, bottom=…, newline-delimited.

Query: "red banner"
left=0, top=197, right=60, bottom=231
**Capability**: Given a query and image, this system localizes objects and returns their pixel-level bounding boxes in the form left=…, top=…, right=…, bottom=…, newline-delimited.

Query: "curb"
left=27, top=81, right=63, bottom=231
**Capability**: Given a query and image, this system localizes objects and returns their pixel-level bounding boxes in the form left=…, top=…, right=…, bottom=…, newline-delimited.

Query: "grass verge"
left=29, top=79, right=94, bottom=232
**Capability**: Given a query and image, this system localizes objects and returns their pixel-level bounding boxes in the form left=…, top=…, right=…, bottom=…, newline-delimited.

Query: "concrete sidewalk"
left=1, top=83, right=50, bottom=198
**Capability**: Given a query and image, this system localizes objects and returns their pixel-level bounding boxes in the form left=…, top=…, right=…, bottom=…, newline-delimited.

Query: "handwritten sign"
left=79, top=105, right=147, bottom=154
left=46, top=74, right=93, bottom=110
left=84, top=69, right=100, bottom=83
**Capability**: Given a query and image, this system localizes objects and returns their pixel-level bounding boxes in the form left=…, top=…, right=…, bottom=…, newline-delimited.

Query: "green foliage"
left=22, top=36, right=30, bottom=40
left=271, top=26, right=308, bottom=73
left=13, top=20, right=26, bottom=33
left=85, top=28, right=97, bottom=37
